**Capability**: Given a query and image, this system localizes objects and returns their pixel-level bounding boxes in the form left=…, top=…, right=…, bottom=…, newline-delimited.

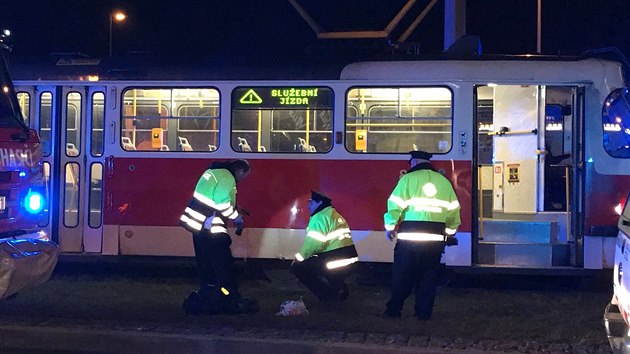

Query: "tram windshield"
left=0, top=43, right=26, bottom=129
left=603, top=88, right=630, bottom=158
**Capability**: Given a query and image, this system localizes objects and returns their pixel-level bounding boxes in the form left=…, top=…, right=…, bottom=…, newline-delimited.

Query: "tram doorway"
left=474, top=84, right=582, bottom=268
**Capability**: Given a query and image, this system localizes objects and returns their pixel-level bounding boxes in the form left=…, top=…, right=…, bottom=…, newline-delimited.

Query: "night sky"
left=2, top=0, right=630, bottom=64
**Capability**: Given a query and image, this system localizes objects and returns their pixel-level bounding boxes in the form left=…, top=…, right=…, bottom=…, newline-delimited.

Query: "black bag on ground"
left=183, top=284, right=259, bottom=315
left=183, top=288, right=223, bottom=315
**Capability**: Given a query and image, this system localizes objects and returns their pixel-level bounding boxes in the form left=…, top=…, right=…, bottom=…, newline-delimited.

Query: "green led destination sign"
left=232, top=87, right=333, bottom=109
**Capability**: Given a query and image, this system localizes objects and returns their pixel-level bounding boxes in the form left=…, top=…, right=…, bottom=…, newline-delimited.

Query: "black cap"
left=409, top=150, right=433, bottom=160
left=310, top=191, right=332, bottom=203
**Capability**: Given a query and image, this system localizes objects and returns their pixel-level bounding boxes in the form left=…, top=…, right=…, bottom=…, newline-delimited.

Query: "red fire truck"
left=0, top=29, right=57, bottom=300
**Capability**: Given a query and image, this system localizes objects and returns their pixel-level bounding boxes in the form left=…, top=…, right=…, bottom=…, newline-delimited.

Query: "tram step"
left=477, top=242, right=569, bottom=267
left=481, top=220, right=558, bottom=243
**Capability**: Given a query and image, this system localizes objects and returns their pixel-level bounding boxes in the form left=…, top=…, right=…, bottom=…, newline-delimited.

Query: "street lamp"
left=109, top=10, right=127, bottom=57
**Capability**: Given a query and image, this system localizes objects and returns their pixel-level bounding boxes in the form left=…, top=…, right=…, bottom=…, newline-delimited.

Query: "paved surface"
left=0, top=259, right=616, bottom=353
left=0, top=315, right=499, bottom=354
left=0, top=312, right=613, bottom=354
left=0, top=315, right=603, bottom=354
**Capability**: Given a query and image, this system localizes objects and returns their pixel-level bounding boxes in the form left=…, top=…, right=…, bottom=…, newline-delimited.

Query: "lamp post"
left=109, top=10, right=127, bottom=57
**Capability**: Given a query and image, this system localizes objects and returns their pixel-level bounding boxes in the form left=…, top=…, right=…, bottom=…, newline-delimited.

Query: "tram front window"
left=603, top=88, right=630, bottom=158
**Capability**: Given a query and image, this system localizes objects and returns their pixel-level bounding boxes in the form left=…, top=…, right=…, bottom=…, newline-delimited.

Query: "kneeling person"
left=291, top=191, right=359, bottom=301
left=179, top=159, right=257, bottom=315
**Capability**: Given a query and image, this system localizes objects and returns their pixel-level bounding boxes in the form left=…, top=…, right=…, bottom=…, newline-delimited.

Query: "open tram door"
left=474, top=84, right=583, bottom=268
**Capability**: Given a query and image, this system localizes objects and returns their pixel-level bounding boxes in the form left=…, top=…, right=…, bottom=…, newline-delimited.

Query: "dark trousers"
left=192, top=230, right=239, bottom=297
left=386, top=240, right=444, bottom=319
left=290, top=246, right=357, bottom=301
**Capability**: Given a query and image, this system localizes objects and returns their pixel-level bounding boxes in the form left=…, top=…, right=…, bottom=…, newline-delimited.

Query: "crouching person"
left=291, top=191, right=359, bottom=302
left=180, top=159, right=258, bottom=315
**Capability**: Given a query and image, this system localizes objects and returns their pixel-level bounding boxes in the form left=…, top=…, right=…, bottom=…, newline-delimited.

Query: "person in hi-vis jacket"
left=180, top=159, right=255, bottom=314
left=383, top=151, right=461, bottom=320
left=291, top=191, right=359, bottom=302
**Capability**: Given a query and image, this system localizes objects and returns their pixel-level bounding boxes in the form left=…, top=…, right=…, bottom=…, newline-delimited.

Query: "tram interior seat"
left=258, top=146, right=266, bottom=152
left=237, top=137, right=252, bottom=152
left=208, top=145, right=217, bottom=151
left=297, top=138, right=316, bottom=152
left=178, top=137, right=193, bottom=151
left=122, top=137, right=136, bottom=150
left=160, top=145, right=170, bottom=151
left=66, top=143, right=79, bottom=157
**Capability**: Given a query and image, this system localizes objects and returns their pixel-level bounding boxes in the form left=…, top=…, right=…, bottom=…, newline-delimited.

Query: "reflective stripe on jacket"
left=383, top=165, right=461, bottom=238
left=180, top=168, right=237, bottom=234
left=295, top=206, right=355, bottom=261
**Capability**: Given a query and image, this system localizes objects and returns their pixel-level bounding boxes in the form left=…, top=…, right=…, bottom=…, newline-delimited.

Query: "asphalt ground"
left=0, top=257, right=617, bottom=354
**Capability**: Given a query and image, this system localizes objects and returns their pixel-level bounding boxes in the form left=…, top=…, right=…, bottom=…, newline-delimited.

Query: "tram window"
left=121, top=88, right=220, bottom=152
left=91, top=92, right=105, bottom=157
left=16, top=92, right=30, bottom=127
left=65, top=92, right=81, bottom=157
left=345, top=87, right=453, bottom=154
left=39, top=92, right=52, bottom=157
left=476, top=89, right=494, bottom=165
left=63, top=162, right=80, bottom=228
left=231, top=87, right=334, bottom=153
left=603, top=88, right=630, bottom=158
left=88, top=163, right=103, bottom=228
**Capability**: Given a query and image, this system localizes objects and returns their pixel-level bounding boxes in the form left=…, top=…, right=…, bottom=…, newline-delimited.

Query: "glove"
left=203, top=217, right=212, bottom=230
left=385, top=230, right=397, bottom=241
left=445, top=236, right=458, bottom=246
left=234, top=215, right=244, bottom=236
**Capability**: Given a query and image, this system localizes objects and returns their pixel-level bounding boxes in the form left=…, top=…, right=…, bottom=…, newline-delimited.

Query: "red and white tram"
left=12, top=55, right=630, bottom=270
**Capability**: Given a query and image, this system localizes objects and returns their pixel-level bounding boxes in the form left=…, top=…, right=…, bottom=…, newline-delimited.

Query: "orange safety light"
left=355, top=129, right=367, bottom=152
left=151, top=128, right=163, bottom=149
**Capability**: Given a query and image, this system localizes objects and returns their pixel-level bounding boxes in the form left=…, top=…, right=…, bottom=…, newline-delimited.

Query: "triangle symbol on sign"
left=239, top=89, right=263, bottom=104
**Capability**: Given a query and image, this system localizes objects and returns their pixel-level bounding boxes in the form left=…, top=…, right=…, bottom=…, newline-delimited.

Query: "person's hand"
left=234, top=215, right=244, bottom=235
left=385, top=230, right=397, bottom=241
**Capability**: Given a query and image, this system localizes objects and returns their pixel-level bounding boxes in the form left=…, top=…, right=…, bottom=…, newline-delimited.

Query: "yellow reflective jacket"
left=180, top=168, right=239, bottom=233
left=384, top=164, right=461, bottom=236
left=296, top=206, right=354, bottom=261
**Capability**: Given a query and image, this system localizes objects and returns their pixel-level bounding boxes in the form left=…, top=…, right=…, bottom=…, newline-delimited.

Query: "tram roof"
left=8, top=49, right=628, bottom=83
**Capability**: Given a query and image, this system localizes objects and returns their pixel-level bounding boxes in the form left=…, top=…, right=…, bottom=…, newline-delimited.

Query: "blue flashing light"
left=587, top=157, right=594, bottom=163
left=18, top=171, right=26, bottom=178
left=24, top=190, right=44, bottom=214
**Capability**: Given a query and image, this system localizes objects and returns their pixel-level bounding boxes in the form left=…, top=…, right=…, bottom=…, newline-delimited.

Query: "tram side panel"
left=583, top=168, right=630, bottom=269
left=102, top=156, right=472, bottom=264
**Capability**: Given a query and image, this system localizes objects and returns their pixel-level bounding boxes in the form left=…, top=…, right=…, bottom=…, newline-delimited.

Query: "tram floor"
left=0, top=258, right=614, bottom=353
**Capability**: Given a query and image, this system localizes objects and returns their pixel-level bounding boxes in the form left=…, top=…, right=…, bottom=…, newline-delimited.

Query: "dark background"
left=2, top=0, right=630, bottom=64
